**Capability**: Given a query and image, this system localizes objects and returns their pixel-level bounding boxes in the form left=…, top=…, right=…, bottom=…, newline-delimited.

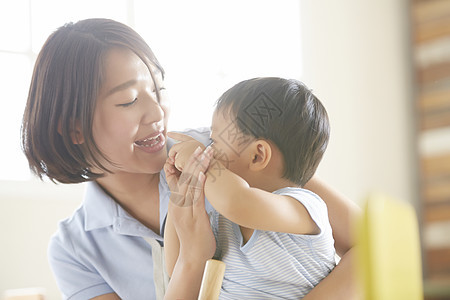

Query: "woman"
left=21, top=18, right=360, bottom=299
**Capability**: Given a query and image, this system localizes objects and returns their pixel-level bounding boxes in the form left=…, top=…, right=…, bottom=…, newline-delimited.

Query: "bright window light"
left=0, top=0, right=301, bottom=181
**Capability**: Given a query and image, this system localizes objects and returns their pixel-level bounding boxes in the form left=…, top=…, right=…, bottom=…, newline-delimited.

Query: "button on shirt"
left=48, top=128, right=212, bottom=300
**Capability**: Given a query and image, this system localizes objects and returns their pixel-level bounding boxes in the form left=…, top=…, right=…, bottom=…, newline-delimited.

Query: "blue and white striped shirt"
left=211, top=187, right=336, bottom=299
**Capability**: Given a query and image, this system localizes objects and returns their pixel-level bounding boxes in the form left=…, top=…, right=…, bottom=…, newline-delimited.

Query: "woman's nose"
left=141, top=93, right=165, bottom=125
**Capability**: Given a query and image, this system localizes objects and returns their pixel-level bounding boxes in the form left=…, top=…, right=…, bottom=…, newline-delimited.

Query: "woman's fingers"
left=166, top=157, right=190, bottom=207
left=181, top=147, right=203, bottom=206
left=192, top=171, right=207, bottom=219
left=168, top=146, right=212, bottom=208
left=169, top=146, right=201, bottom=207
left=180, top=147, right=210, bottom=205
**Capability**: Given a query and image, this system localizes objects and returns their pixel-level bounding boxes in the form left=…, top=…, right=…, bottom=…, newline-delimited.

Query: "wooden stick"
left=198, top=259, right=226, bottom=300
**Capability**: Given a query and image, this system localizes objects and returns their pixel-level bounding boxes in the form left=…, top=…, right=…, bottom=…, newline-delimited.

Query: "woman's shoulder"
left=49, top=181, right=115, bottom=248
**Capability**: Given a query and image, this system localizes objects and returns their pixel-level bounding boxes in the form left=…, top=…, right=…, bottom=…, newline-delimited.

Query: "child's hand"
left=167, top=132, right=205, bottom=172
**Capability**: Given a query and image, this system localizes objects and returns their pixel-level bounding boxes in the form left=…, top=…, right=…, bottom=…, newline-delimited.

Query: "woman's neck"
left=96, top=172, right=162, bottom=233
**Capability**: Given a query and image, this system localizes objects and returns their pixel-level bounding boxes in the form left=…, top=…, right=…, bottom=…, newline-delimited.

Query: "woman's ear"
left=248, top=140, right=272, bottom=171
left=57, top=119, right=85, bottom=144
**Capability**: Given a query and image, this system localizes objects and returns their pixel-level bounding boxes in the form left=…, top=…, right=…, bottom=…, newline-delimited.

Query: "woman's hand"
left=164, top=147, right=216, bottom=300
left=164, top=146, right=216, bottom=263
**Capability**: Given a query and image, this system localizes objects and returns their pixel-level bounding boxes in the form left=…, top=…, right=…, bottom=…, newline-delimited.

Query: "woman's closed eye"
left=116, top=87, right=165, bottom=107
left=117, top=98, right=137, bottom=107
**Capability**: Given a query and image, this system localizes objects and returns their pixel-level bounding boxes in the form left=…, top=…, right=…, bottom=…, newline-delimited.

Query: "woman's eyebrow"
left=106, top=79, right=137, bottom=96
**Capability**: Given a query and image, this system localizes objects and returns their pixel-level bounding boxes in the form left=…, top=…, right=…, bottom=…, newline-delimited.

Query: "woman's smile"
left=134, top=129, right=166, bottom=153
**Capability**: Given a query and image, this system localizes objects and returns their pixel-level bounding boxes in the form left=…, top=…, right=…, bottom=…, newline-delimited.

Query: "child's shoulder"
left=273, top=186, right=324, bottom=204
left=273, top=186, right=329, bottom=222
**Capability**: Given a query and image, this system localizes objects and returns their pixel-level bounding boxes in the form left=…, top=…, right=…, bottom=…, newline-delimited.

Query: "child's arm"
left=203, top=148, right=319, bottom=235
left=167, top=132, right=318, bottom=234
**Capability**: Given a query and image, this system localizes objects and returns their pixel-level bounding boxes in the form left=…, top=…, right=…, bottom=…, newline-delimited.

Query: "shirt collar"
left=83, top=177, right=168, bottom=241
left=83, top=181, right=116, bottom=231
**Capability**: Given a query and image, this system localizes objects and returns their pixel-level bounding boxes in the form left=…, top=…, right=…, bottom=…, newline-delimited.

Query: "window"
left=0, top=0, right=301, bottom=180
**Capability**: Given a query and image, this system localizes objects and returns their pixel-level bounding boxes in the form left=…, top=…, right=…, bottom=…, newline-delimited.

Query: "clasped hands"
left=163, top=132, right=216, bottom=263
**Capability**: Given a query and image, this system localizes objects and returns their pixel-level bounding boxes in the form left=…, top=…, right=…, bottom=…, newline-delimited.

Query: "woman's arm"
left=165, top=256, right=208, bottom=300
left=303, top=176, right=362, bottom=300
left=164, top=148, right=216, bottom=299
left=163, top=211, right=180, bottom=277
left=303, top=248, right=360, bottom=300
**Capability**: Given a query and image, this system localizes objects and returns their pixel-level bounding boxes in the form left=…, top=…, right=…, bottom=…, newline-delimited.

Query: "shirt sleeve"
left=48, top=233, right=114, bottom=300
left=275, top=188, right=331, bottom=237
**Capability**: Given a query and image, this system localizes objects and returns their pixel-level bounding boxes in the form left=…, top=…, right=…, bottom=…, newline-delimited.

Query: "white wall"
left=300, top=0, right=416, bottom=208
left=0, top=1, right=415, bottom=299
left=0, top=180, right=84, bottom=300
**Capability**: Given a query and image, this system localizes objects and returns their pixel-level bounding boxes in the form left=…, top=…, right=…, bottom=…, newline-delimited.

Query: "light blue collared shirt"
left=48, top=128, right=212, bottom=300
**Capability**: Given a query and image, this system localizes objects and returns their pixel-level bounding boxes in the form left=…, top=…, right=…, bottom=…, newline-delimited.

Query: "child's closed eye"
left=207, top=138, right=215, bottom=147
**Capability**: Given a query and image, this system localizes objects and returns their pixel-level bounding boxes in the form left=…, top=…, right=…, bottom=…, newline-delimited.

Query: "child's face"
left=92, top=47, right=170, bottom=175
left=210, top=109, right=254, bottom=180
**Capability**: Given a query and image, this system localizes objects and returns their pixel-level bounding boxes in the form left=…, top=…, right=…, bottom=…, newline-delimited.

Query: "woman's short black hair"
left=21, top=18, right=164, bottom=183
left=215, top=77, right=330, bottom=186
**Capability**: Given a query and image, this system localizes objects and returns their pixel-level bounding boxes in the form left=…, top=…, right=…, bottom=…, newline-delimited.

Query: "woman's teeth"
left=135, top=134, right=161, bottom=147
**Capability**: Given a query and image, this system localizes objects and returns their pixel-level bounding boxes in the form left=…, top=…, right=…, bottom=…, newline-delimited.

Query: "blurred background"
left=0, top=0, right=449, bottom=299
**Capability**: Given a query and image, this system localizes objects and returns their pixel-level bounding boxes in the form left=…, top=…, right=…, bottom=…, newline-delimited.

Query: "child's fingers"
left=164, top=167, right=179, bottom=195
left=167, top=147, right=178, bottom=163
left=167, top=132, right=195, bottom=142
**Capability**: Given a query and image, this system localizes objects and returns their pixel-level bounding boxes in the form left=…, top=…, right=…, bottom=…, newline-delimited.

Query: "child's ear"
left=249, top=140, right=272, bottom=171
left=57, top=119, right=85, bottom=144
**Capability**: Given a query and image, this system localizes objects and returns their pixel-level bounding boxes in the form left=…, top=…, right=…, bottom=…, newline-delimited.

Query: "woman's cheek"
left=159, top=90, right=170, bottom=114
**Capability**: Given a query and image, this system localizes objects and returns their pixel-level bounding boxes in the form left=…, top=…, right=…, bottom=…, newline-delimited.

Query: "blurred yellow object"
left=356, top=194, right=423, bottom=300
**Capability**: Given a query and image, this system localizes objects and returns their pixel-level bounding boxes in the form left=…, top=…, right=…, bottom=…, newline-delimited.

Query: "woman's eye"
left=117, top=98, right=137, bottom=107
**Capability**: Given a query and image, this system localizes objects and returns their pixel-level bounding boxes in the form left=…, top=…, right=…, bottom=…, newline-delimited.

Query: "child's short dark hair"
left=21, top=18, right=164, bottom=183
left=215, top=77, right=330, bottom=186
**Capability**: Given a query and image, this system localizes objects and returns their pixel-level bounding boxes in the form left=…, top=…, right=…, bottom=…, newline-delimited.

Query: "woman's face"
left=92, top=47, right=170, bottom=175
